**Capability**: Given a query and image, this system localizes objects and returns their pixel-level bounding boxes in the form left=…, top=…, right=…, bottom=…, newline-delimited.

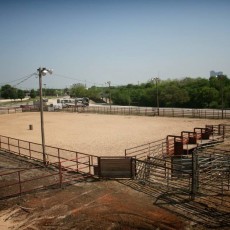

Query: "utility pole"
left=221, top=78, right=224, bottom=119
left=43, top=84, right=46, bottom=98
left=106, top=81, right=111, bottom=110
left=152, top=77, right=160, bottom=116
left=217, top=75, right=224, bottom=119
left=37, top=67, right=53, bottom=164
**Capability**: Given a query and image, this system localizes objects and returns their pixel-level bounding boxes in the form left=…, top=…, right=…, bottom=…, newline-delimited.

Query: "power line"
left=0, top=72, right=37, bottom=87
left=54, top=73, right=123, bottom=87
left=54, top=73, right=105, bottom=87
left=0, top=72, right=132, bottom=89
left=13, top=73, right=37, bottom=87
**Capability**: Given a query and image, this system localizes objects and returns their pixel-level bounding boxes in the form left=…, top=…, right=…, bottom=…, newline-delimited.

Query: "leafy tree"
left=69, top=83, right=87, bottom=98
left=9, top=88, right=17, bottom=100
left=44, top=88, right=56, bottom=96
left=209, top=76, right=219, bottom=90
left=129, top=89, right=143, bottom=106
left=224, top=86, right=230, bottom=108
left=0, top=84, right=19, bottom=100
left=17, top=89, right=25, bottom=101
left=87, top=86, right=101, bottom=102
left=64, top=87, right=69, bottom=96
left=199, top=87, right=219, bottom=108
left=112, top=89, right=130, bottom=105
left=1, top=84, right=12, bottom=99
left=30, top=89, right=37, bottom=98
left=139, top=88, right=155, bottom=106
left=160, top=85, right=189, bottom=107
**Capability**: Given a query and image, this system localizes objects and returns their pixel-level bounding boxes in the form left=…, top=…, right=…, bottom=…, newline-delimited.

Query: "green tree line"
left=0, top=85, right=65, bottom=101
left=108, top=76, right=230, bottom=109
left=1, top=75, right=229, bottom=109
left=0, top=85, right=26, bottom=101
left=78, top=76, right=229, bottom=109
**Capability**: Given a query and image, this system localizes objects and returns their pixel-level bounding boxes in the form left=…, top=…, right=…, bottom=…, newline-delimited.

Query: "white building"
left=210, top=70, right=223, bottom=77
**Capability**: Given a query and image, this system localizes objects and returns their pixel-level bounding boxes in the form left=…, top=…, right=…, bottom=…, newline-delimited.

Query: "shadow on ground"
left=118, top=179, right=230, bottom=229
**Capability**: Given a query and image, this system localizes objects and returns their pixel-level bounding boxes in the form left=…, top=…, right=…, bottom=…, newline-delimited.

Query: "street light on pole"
left=217, top=75, right=224, bottom=119
left=37, top=67, right=53, bottom=164
left=43, top=84, right=46, bottom=98
left=152, top=77, right=160, bottom=116
left=106, top=81, right=111, bottom=110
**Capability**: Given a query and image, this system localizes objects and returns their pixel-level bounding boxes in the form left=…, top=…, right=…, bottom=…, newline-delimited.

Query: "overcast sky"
left=0, top=0, right=229, bottom=89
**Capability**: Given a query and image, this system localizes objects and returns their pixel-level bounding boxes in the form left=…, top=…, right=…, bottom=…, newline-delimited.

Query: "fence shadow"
left=117, top=179, right=230, bottom=229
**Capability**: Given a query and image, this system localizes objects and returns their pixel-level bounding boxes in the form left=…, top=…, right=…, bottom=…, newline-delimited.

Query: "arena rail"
left=0, top=165, right=60, bottom=199
left=61, top=106, right=230, bottom=119
left=0, top=157, right=95, bottom=200
left=125, top=138, right=166, bottom=160
left=0, top=135, right=98, bottom=176
left=0, top=135, right=100, bottom=199
left=0, top=107, right=22, bottom=114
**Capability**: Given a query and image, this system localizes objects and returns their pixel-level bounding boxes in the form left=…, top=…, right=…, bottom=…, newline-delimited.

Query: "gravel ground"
left=0, top=112, right=225, bottom=156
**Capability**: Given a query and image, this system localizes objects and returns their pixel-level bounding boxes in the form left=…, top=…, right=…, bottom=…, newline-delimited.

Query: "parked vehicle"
left=75, top=97, right=89, bottom=106
left=57, top=97, right=89, bottom=107
left=48, top=103, right=62, bottom=110
left=57, top=98, right=74, bottom=108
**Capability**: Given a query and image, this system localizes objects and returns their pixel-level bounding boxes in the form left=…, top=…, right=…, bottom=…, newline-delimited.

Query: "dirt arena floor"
left=0, top=112, right=229, bottom=229
left=0, top=112, right=226, bottom=156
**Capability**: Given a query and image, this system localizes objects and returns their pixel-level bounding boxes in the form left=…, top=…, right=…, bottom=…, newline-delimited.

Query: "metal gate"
left=195, top=146, right=230, bottom=205
left=134, top=155, right=194, bottom=198
left=97, top=157, right=134, bottom=178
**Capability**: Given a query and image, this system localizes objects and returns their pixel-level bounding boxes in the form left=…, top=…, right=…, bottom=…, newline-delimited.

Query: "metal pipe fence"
left=134, top=156, right=193, bottom=198
left=1, top=104, right=230, bottom=119
left=62, top=106, right=230, bottom=119
left=0, top=135, right=98, bottom=173
left=125, top=123, right=227, bottom=161
left=194, top=147, right=230, bottom=207
left=133, top=148, right=230, bottom=207
left=0, top=107, right=22, bottom=114
left=0, top=135, right=99, bottom=199
left=0, top=165, right=60, bottom=199
left=125, top=138, right=166, bottom=160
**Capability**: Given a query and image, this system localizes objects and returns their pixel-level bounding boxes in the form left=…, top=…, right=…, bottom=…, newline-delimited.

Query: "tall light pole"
left=217, top=75, right=224, bottom=119
left=152, top=77, right=160, bottom=116
left=106, top=81, right=111, bottom=110
left=43, top=84, right=46, bottom=98
left=37, top=67, right=53, bottom=164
